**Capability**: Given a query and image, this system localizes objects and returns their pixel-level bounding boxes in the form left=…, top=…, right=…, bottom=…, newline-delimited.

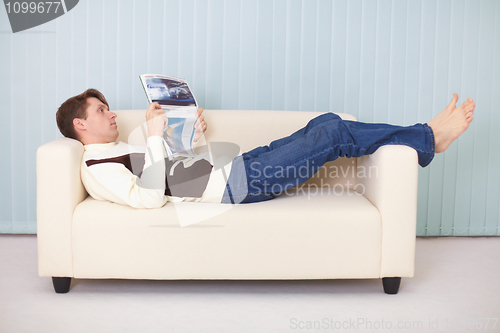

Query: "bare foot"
left=428, top=95, right=475, bottom=153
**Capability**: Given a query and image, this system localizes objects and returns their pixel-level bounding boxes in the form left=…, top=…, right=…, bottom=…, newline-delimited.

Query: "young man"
left=56, top=89, right=475, bottom=208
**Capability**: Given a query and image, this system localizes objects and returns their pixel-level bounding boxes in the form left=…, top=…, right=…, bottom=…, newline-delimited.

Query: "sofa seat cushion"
left=72, top=190, right=382, bottom=280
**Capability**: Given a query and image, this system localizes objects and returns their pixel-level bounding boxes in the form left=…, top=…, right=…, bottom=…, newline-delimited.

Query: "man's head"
left=56, top=89, right=119, bottom=145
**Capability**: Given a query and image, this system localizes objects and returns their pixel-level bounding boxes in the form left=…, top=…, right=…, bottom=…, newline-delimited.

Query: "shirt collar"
left=83, top=141, right=117, bottom=152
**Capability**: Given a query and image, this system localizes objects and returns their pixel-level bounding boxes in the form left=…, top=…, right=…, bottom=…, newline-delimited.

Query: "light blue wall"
left=0, top=0, right=498, bottom=235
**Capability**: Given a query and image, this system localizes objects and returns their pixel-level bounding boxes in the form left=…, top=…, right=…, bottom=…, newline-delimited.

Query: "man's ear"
left=73, top=118, right=85, bottom=130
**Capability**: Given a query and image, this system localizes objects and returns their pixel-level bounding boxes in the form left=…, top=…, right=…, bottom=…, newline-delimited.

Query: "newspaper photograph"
left=163, top=107, right=198, bottom=157
left=140, top=74, right=197, bottom=108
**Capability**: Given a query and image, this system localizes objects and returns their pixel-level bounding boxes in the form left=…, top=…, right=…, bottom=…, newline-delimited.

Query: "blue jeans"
left=221, top=112, right=435, bottom=204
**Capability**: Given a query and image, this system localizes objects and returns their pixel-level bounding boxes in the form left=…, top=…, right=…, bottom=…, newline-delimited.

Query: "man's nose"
left=109, top=111, right=117, bottom=119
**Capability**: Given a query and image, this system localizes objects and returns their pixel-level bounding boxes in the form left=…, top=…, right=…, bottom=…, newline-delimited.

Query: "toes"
left=448, top=93, right=459, bottom=109
left=467, top=102, right=476, bottom=112
left=459, top=98, right=474, bottom=110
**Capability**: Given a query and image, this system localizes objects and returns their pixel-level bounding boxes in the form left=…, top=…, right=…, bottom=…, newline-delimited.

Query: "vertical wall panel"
left=440, top=0, right=465, bottom=235
left=101, top=0, right=119, bottom=108
left=453, top=0, right=480, bottom=235
left=256, top=0, right=274, bottom=110
left=11, top=31, right=28, bottom=233
left=314, top=0, right=333, bottom=113
left=204, top=0, right=223, bottom=109
left=373, top=0, right=391, bottom=123
left=284, top=0, right=302, bottom=110
left=271, top=0, right=287, bottom=110
left=0, top=8, right=12, bottom=233
left=178, top=0, right=195, bottom=86
left=343, top=0, right=362, bottom=117
left=387, top=0, right=407, bottom=126
left=486, top=1, right=500, bottom=236
left=131, top=0, right=150, bottom=107
left=191, top=0, right=208, bottom=106
left=25, top=26, right=42, bottom=234
left=147, top=0, right=165, bottom=75
left=239, top=0, right=258, bottom=109
left=71, top=0, right=87, bottom=94
left=162, top=0, right=179, bottom=79
left=329, top=0, right=347, bottom=114
left=40, top=21, right=57, bottom=144
left=417, top=0, right=436, bottom=235
left=403, top=0, right=422, bottom=127
left=426, top=0, right=450, bottom=235
left=299, top=0, right=317, bottom=111
left=86, top=1, right=103, bottom=92
left=221, top=0, right=241, bottom=109
left=116, top=0, right=134, bottom=110
left=469, top=0, right=495, bottom=235
left=358, top=0, right=377, bottom=123
left=0, top=0, right=498, bottom=235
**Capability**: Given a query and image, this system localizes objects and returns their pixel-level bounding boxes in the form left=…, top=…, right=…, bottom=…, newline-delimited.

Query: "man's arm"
left=138, top=102, right=168, bottom=195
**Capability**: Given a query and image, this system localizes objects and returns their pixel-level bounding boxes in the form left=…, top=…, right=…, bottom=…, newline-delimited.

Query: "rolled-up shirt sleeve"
left=81, top=136, right=167, bottom=209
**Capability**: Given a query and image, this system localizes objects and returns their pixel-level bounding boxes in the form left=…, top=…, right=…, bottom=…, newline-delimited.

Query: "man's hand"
left=194, top=108, right=208, bottom=142
left=146, top=102, right=168, bottom=137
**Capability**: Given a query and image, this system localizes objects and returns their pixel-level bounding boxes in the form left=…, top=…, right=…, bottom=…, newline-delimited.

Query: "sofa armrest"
left=37, top=137, right=88, bottom=277
left=356, top=145, right=419, bottom=278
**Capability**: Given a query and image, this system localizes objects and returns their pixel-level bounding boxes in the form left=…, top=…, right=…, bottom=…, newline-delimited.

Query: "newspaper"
left=139, top=74, right=198, bottom=157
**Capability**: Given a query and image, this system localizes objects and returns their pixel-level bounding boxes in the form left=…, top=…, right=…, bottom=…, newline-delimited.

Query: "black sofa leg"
left=382, top=277, right=401, bottom=295
left=52, top=277, right=72, bottom=293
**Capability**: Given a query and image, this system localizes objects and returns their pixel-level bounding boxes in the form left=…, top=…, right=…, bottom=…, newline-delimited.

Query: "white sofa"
left=37, top=110, right=419, bottom=294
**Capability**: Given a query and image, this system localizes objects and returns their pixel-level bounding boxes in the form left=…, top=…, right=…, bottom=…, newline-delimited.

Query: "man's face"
left=77, top=97, right=119, bottom=144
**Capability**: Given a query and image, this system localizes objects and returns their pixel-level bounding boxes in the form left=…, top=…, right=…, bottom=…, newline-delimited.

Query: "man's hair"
left=56, top=88, right=109, bottom=141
